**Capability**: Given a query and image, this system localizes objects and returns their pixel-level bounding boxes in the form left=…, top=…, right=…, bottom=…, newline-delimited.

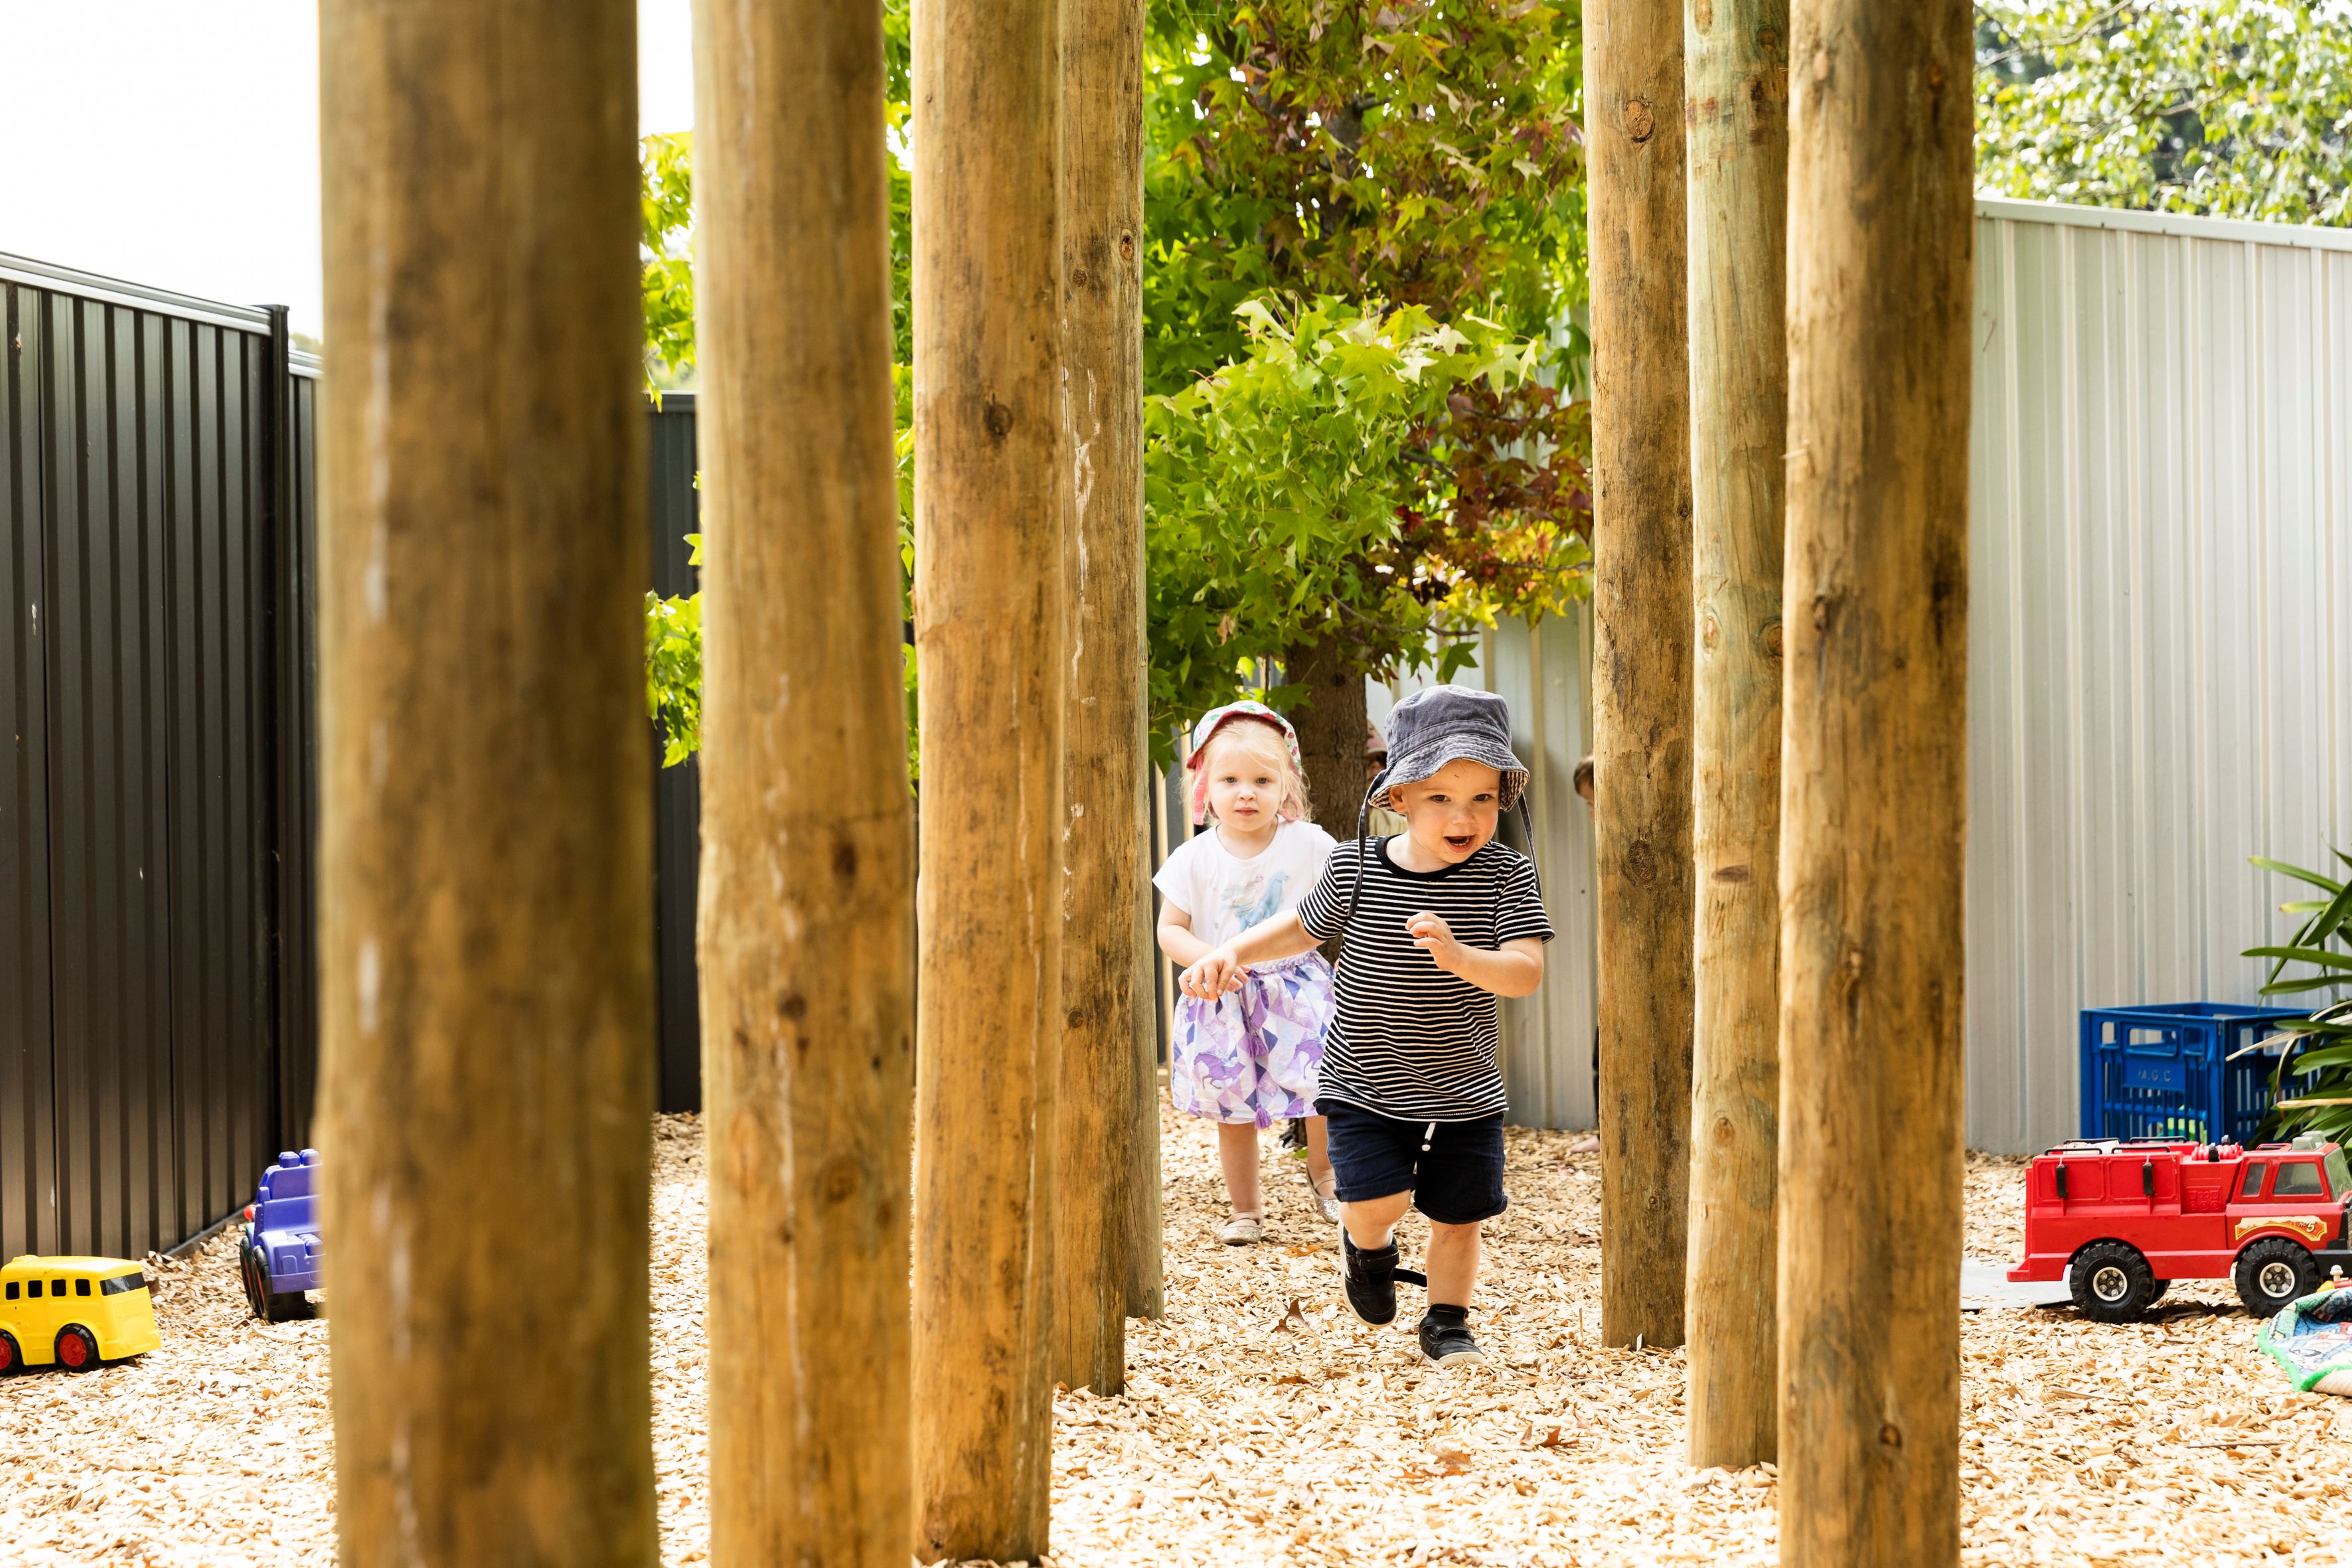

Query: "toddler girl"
left=1154, top=702, right=1338, bottom=1244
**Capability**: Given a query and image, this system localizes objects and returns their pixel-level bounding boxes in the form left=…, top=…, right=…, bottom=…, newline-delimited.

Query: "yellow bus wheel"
left=54, top=1325, right=100, bottom=1373
left=0, top=1330, right=19, bottom=1374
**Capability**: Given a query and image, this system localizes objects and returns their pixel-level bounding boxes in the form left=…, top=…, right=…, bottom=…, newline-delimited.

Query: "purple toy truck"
left=239, top=1149, right=321, bottom=1322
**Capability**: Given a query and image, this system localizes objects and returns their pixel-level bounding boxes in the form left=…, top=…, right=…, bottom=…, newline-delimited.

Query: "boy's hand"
left=1180, top=948, right=1247, bottom=1000
left=1406, top=911, right=1463, bottom=971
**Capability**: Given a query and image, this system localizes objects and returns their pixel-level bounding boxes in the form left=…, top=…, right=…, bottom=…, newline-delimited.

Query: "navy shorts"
left=1317, top=1100, right=1508, bottom=1225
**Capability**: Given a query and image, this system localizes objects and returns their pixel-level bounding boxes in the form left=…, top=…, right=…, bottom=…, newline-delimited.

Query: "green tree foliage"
left=1142, top=0, right=1594, bottom=753
left=1147, top=297, right=1588, bottom=760
left=642, top=131, right=696, bottom=386
left=1144, top=0, right=1588, bottom=392
left=646, top=532, right=704, bottom=765
left=641, top=130, right=703, bottom=762
left=645, top=0, right=1595, bottom=769
left=1976, top=1, right=2352, bottom=226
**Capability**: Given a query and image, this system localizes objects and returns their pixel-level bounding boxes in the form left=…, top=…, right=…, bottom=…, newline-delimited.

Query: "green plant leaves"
left=641, top=132, right=696, bottom=390
left=2252, top=856, right=2347, bottom=894
left=2246, top=855, right=2352, bottom=1138
left=643, top=587, right=702, bottom=767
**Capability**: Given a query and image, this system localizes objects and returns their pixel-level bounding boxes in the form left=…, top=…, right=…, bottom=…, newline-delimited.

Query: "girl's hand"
left=1180, top=949, right=1247, bottom=1000
left=1406, top=911, right=1463, bottom=971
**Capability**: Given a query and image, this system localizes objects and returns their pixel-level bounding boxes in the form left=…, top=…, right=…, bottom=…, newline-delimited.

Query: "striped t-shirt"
left=1295, top=837, right=1553, bottom=1121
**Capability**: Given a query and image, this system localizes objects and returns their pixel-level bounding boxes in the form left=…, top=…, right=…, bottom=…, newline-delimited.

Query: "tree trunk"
left=691, top=1, right=915, bottom=1561
left=1050, top=0, right=1146, bottom=1397
left=1777, top=3, right=1973, bottom=1563
left=1683, top=0, right=1788, bottom=1468
left=1287, top=637, right=1370, bottom=846
left=911, top=0, right=1065, bottom=1559
left=313, top=4, right=655, bottom=1562
left=1585, top=0, right=1696, bottom=1352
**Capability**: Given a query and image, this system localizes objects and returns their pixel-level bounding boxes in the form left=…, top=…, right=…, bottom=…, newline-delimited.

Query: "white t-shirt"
left=1152, top=819, right=1338, bottom=947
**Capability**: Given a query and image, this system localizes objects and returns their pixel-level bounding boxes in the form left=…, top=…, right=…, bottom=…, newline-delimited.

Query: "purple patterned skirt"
left=1170, top=951, right=1335, bottom=1127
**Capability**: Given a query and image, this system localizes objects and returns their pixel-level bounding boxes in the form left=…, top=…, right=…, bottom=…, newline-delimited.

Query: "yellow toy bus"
left=0, top=1255, right=161, bottom=1373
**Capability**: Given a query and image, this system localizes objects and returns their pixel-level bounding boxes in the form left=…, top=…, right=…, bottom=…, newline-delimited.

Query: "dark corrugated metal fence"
left=1, top=254, right=317, bottom=1263
left=647, top=392, right=702, bottom=1115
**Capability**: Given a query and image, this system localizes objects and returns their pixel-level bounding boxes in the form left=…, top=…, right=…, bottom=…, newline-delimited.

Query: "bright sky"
left=0, top=0, right=697, bottom=339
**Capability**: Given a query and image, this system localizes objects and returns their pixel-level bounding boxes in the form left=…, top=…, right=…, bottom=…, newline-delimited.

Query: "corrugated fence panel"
left=1481, top=615, right=1599, bottom=1131
left=42, top=295, right=181, bottom=1261
left=647, top=391, right=702, bottom=1115
left=1966, top=221, right=2023, bottom=1149
left=278, top=364, right=321, bottom=1152
left=1, top=283, right=60, bottom=1256
left=2333, top=252, right=2352, bottom=886
left=1968, top=199, right=2352, bottom=1152
left=0, top=253, right=313, bottom=1261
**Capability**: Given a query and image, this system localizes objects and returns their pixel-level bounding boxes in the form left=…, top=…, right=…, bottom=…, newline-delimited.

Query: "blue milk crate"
left=2078, top=1002, right=2311, bottom=1143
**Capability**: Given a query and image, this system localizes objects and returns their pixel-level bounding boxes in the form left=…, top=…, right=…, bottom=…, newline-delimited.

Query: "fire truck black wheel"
left=2233, top=1238, right=2319, bottom=1316
left=2148, top=1278, right=2169, bottom=1303
left=2070, top=1241, right=2156, bottom=1322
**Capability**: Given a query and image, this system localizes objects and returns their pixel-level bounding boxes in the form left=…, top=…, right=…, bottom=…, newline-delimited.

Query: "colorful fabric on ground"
left=2258, top=1282, right=2352, bottom=1395
left=1171, top=951, right=1334, bottom=1127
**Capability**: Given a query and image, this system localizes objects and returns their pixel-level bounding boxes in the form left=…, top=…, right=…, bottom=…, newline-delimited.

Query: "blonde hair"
left=1192, top=720, right=1312, bottom=824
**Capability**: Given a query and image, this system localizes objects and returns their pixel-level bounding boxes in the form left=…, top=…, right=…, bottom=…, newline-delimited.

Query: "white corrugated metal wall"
left=1966, top=196, right=2352, bottom=1153
left=1428, top=196, right=2352, bottom=1145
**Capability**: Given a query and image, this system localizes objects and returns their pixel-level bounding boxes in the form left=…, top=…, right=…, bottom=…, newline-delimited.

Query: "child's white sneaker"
left=1219, top=1214, right=1264, bottom=1246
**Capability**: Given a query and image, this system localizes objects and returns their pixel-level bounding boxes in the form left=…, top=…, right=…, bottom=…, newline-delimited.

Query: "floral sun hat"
left=1186, top=700, right=1307, bottom=825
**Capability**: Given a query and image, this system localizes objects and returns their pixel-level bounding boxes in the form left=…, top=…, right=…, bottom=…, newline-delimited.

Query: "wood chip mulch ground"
left=6, top=1109, right=2351, bottom=1566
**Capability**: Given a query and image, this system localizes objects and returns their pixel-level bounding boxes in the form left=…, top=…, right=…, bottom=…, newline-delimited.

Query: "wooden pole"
left=692, top=1, right=914, bottom=1562
left=1050, top=0, right=1148, bottom=1398
left=1683, top=0, right=1788, bottom=1467
left=313, top=3, right=654, bottom=1562
left=911, top=0, right=1065, bottom=1557
left=1777, top=2, right=1973, bottom=1562
left=1585, top=0, right=1697, bottom=1352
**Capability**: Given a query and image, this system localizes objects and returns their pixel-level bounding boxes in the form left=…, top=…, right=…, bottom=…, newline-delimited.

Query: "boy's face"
left=1390, top=758, right=1504, bottom=864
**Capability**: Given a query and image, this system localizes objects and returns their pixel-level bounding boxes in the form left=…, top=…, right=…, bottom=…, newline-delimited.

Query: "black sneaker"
left=1418, top=1305, right=1486, bottom=1368
left=1338, top=1223, right=1401, bottom=1326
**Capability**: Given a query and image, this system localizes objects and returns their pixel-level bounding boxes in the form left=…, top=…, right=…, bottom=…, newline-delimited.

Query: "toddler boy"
left=1180, top=684, right=1550, bottom=1366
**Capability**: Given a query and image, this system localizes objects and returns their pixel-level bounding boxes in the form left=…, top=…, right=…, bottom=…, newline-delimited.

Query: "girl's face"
left=1391, top=758, right=1504, bottom=864
left=1202, top=737, right=1287, bottom=832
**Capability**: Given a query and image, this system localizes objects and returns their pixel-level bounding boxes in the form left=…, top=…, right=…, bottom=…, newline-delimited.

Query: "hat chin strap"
left=1344, top=768, right=1389, bottom=927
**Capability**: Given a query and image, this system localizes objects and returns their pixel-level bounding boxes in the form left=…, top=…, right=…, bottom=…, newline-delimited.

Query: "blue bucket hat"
left=1369, top=684, right=1528, bottom=813
left=1346, top=684, right=1533, bottom=925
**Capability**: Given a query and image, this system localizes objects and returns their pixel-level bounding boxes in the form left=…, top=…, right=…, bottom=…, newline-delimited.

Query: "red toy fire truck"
left=2010, top=1134, right=2352, bottom=1320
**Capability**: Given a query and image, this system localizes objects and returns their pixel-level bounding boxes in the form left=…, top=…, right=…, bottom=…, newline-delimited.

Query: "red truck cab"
left=2009, top=1135, right=2352, bottom=1320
